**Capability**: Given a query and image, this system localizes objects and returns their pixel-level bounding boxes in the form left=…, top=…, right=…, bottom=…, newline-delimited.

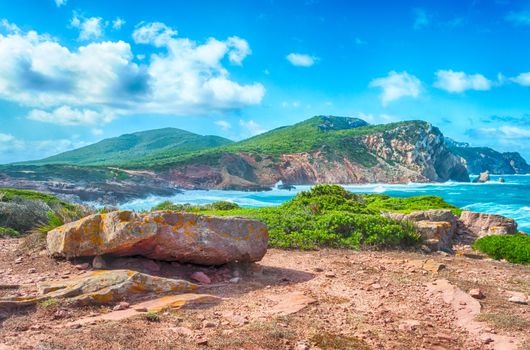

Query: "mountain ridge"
left=1, top=115, right=528, bottom=203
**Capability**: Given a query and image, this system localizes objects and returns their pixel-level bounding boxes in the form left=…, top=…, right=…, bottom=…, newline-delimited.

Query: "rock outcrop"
left=447, top=139, right=530, bottom=175
left=47, top=211, right=269, bottom=265
left=459, top=211, right=518, bottom=237
left=384, top=210, right=457, bottom=252
left=0, top=270, right=197, bottom=308
left=472, top=171, right=490, bottom=183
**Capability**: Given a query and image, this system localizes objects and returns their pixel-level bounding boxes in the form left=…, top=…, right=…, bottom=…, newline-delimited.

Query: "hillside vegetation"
left=22, top=128, right=233, bottom=166
left=0, top=188, right=91, bottom=235
left=153, top=185, right=460, bottom=250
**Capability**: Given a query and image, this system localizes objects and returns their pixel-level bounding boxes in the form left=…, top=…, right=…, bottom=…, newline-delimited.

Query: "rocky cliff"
left=0, top=116, right=473, bottom=203
left=446, top=139, right=530, bottom=175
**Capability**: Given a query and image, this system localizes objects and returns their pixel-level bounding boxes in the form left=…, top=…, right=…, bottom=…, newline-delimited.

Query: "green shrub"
left=209, top=201, right=240, bottom=211
left=152, top=200, right=239, bottom=212
left=473, top=234, right=530, bottom=264
left=362, top=194, right=462, bottom=215
left=196, top=185, right=422, bottom=250
left=0, top=227, right=20, bottom=237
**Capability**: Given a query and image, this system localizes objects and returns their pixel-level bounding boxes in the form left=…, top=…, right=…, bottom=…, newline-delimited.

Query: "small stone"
left=134, top=307, right=148, bottom=312
left=482, top=337, right=494, bottom=344
left=28, top=268, right=36, bottom=274
left=508, top=295, right=528, bottom=305
left=229, top=277, right=241, bottom=284
left=113, top=301, right=130, bottom=311
left=420, top=245, right=432, bottom=253
left=313, top=267, right=324, bottom=272
left=469, top=288, right=484, bottom=299
left=75, top=263, right=90, bottom=271
left=92, top=255, right=107, bottom=270
left=53, top=310, right=68, bottom=319
left=191, top=271, right=211, bottom=284
left=296, top=341, right=310, bottom=350
left=324, top=272, right=336, bottom=278
left=196, top=338, right=208, bottom=346
left=202, top=320, right=217, bottom=328
left=15, top=257, right=23, bottom=264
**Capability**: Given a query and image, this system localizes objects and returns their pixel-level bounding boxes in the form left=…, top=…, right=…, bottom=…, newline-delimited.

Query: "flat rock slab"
left=0, top=270, right=197, bottom=308
left=265, top=292, right=316, bottom=316
left=426, top=279, right=519, bottom=350
left=68, top=294, right=222, bottom=325
left=47, top=210, right=269, bottom=265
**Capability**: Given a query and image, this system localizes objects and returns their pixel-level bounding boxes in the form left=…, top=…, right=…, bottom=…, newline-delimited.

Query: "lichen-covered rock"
left=459, top=211, right=517, bottom=237
left=384, top=210, right=457, bottom=251
left=47, top=211, right=268, bottom=265
left=0, top=270, right=197, bottom=308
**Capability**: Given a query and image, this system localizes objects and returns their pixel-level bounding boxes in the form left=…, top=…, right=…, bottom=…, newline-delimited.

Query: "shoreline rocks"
left=47, top=210, right=269, bottom=265
left=459, top=211, right=517, bottom=237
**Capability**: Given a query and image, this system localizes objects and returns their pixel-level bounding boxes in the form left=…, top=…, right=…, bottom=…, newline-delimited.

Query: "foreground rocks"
left=459, top=211, right=518, bottom=237
left=385, top=209, right=518, bottom=252
left=385, top=209, right=456, bottom=251
left=0, top=270, right=197, bottom=309
left=47, top=211, right=269, bottom=265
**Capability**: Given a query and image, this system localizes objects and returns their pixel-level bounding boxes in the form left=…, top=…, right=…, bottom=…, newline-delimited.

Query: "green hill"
left=123, top=115, right=423, bottom=168
left=22, top=128, right=233, bottom=166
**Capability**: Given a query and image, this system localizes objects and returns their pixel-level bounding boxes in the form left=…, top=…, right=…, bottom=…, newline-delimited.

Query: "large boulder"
left=384, top=210, right=457, bottom=252
left=47, top=211, right=269, bottom=265
left=459, top=211, right=517, bottom=237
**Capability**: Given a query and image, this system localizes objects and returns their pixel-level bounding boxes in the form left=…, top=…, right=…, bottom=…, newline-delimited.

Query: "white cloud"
left=0, top=19, right=20, bottom=33
left=112, top=18, right=125, bottom=30
left=27, top=106, right=114, bottom=126
left=71, top=14, right=104, bottom=41
left=215, top=120, right=231, bottom=130
left=434, top=70, right=492, bottom=93
left=132, top=22, right=177, bottom=47
left=0, top=21, right=264, bottom=125
left=226, top=36, right=251, bottom=65
left=239, top=119, right=265, bottom=136
left=369, top=71, right=422, bottom=105
left=505, top=11, right=530, bottom=26
left=0, top=133, right=15, bottom=142
left=286, top=53, right=318, bottom=67
left=413, top=8, right=429, bottom=29
left=511, top=72, right=530, bottom=86
left=54, top=0, right=67, bottom=7
left=91, top=128, right=104, bottom=136
left=477, top=126, right=530, bottom=139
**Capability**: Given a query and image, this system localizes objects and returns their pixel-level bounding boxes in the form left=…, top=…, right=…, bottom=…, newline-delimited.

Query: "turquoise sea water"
left=120, top=175, right=530, bottom=232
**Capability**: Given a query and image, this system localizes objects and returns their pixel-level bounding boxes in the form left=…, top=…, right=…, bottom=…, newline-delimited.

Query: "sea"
left=120, top=174, right=530, bottom=232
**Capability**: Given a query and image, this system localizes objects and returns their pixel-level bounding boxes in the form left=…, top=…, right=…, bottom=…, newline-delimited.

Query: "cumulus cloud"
left=0, top=133, right=88, bottom=163
left=215, top=120, right=231, bottom=130
left=511, top=72, right=530, bottom=86
left=132, top=22, right=177, bottom=47
left=286, top=53, right=318, bottom=67
left=0, top=20, right=264, bottom=125
left=239, top=119, right=265, bottom=136
left=434, top=70, right=492, bottom=93
left=71, top=13, right=104, bottom=41
left=27, top=106, right=114, bottom=125
left=369, top=71, right=422, bottom=105
left=112, top=18, right=125, bottom=30
left=54, top=0, right=67, bottom=7
left=472, top=126, right=530, bottom=139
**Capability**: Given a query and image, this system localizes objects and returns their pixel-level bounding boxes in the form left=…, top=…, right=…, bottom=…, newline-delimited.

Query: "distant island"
left=0, top=116, right=528, bottom=204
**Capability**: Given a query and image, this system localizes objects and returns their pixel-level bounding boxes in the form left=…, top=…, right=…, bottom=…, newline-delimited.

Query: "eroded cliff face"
left=361, top=124, right=469, bottom=182
left=160, top=122, right=469, bottom=190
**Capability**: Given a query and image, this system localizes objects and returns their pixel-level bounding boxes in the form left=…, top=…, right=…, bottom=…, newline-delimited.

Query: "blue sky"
left=1, top=0, right=530, bottom=163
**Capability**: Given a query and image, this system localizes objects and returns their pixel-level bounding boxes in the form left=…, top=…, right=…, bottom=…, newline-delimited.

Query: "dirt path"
left=1, top=238, right=529, bottom=350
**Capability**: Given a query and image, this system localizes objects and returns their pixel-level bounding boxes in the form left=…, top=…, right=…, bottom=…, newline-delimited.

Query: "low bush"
left=0, top=227, right=20, bottom=237
left=152, top=200, right=239, bottom=212
left=473, top=234, right=530, bottom=264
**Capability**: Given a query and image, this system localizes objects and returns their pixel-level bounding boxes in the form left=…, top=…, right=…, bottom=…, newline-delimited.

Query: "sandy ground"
left=0, top=237, right=529, bottom=350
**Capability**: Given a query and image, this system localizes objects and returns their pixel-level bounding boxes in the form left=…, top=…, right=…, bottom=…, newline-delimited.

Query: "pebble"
left=92, top=255, right=107, bottom=270
left=229, top=277, right=241, bottom=284
left=508, top=295, right=528, bottom=305
left=324, top=272, right=336, bottom=278
left=296, top=341, right=310, bottom=350
left=191, top=271, right=211, bottom=284
left=469, top=288, right=485, bottom=299
left=75, top=263, right=90, bottom=271
left=113, top=301, right=130, bottom=311
left=28, top=268, right=36, bottom=273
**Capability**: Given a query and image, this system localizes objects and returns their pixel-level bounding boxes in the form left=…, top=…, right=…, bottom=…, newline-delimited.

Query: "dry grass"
left=311, top=332, right=372, bottom=350
left=475, top=313, right=530, bottom=331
